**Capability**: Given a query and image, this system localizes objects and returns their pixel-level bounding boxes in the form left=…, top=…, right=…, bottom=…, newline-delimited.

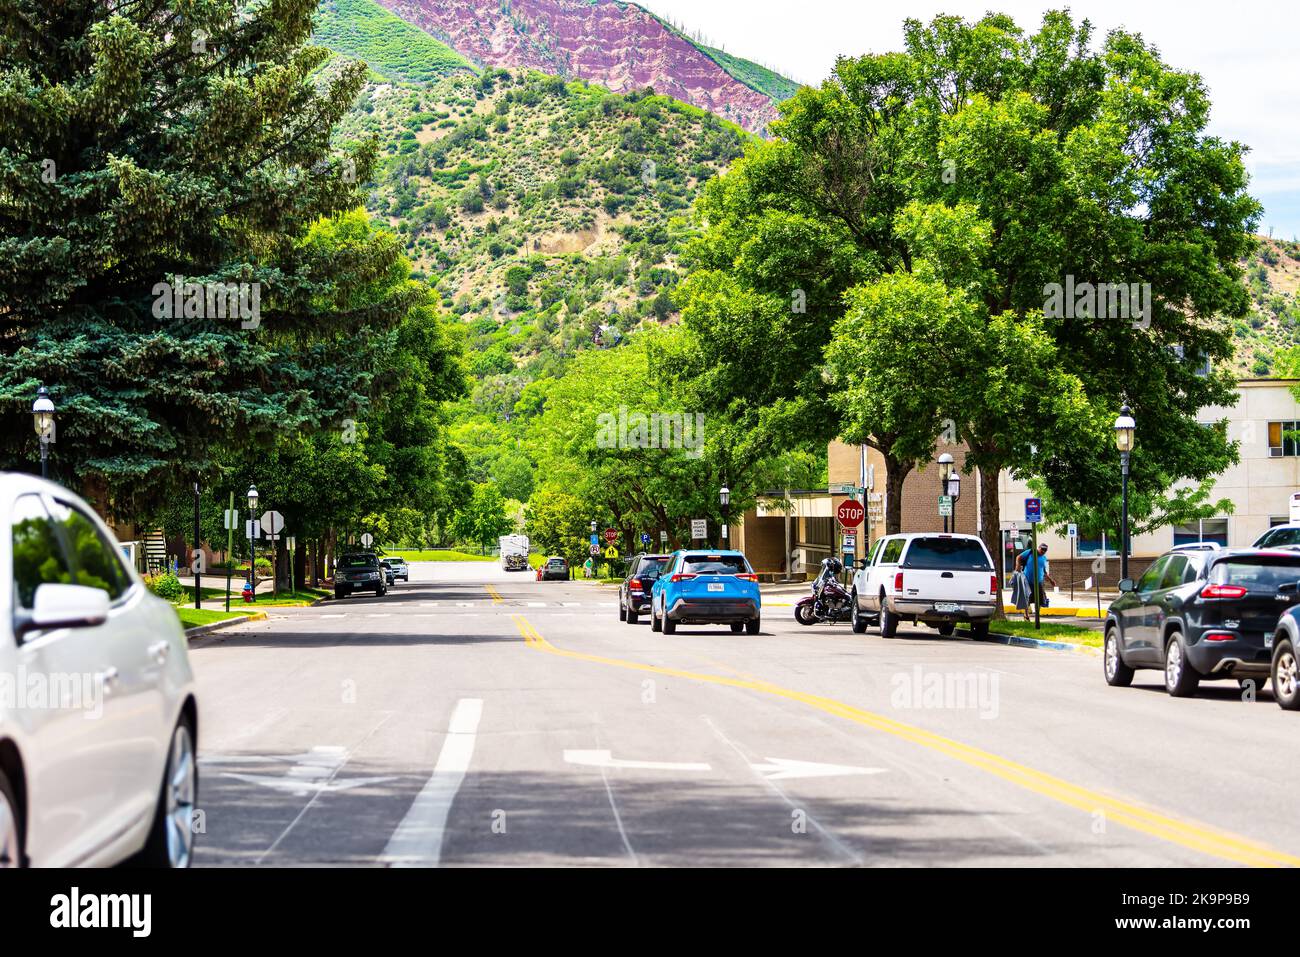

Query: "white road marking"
left=564, top=749, right=711, bottom=772
left=563, top=602, right=580, bottom=607
left=381, top=698, right=484, bottom=867
left=456, top=602, right=474, bottom=607
left=528, top=602, right=546, bottom=607
left=749, top=757, right=887, bottom=781
left=320, top=613, right=345, bottom=619
left=368, top=614, right=391, bottom=618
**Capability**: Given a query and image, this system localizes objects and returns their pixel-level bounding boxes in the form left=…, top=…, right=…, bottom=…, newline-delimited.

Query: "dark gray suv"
left=335, top=552, right=388, bottom=599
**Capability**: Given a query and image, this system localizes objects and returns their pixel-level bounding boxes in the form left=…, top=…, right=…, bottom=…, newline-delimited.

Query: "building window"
left=1076, top=532, right=1119, bottom=557
left=1172, top=518, right=1228, bottom=547
left=1268, top=421, right=1300, bottom=457
left=1271, top=516, right=1289, bottom=528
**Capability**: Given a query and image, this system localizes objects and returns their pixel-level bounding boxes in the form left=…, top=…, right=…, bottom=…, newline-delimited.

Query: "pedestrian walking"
left=1015, top=542, right=1057, bottom=621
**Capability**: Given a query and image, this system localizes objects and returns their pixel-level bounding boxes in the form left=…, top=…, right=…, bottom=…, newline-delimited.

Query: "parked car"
left=1170, top=541, right=1221, bottom=554
left=335, top=552, right=387, bottom=598
left=1, top=473, right=199, bottom=867
left=385, top=556, right=409, bottom=582
left=540, top=556, right=569, bottom=581
left=379, top=560, right=395, bottom=586
left=1254, top=524, right=1300, bottom=549
left=619, top=553, right=671, bottom=624
left=1270, top=605, right=1300, bottom=709
left=850, top=533, right=998, bottom=639
left=650, top=550, right=761, bottom=635
left=1104, top=548, right=1300, bottom=696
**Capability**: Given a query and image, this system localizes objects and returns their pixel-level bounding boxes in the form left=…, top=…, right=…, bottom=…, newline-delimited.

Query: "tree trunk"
left=882, top=452, right=913, bottom=535
left=977, top=465, right=1007, bottom=621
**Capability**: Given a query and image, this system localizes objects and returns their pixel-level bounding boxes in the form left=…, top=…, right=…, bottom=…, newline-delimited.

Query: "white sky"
left=643, top=0, right=1300, bottom=237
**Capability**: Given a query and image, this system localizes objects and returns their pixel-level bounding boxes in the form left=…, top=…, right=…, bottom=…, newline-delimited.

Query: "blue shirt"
left=1019, top=549, right=1048, bottom=582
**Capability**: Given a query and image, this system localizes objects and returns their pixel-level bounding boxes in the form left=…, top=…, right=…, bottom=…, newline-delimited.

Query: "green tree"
left=451, top=483, right=513, bottom=553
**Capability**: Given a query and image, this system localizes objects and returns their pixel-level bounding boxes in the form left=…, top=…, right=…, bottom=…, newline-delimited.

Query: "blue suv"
left=650, top=550, right=761, bottom=635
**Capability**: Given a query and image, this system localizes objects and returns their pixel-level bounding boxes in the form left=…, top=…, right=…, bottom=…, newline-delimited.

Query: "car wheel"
left=132, top=716, right=197, bottom=868
left=626, top=608, right=638, bottom=625
left=1104, top=626, right=1134, bottom=687
left=879, top=604, right=898, bottom=639
left=1272, top=637, right=1300, bottom=710
left=0, top=767, right=22, bottom=868
left=746, top=617, right=760, bottom=636
left=970, top=621, right=990, bottom=641
left=334, top=588, right=345, bottom=600
left=663, top=615, right=677, bottom=635
left=850, top=592, right=868, bottom=634
left=651, top=604, right=662, bottom=633
left=1164, top=632, right=1200, bottom=697
left=936, top=622, right=955, bottom=637
left=730, top=622, right=743, bottom=633
left=619, top=601, right=627, bottom=622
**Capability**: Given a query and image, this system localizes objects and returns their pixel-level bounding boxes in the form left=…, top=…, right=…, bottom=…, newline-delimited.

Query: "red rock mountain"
left=374, top=0, right=783, bottom=131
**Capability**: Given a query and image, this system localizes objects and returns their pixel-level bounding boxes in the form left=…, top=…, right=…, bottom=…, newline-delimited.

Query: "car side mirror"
left=16, top=583, right=110, bottom=639
left=858, top=559, right=870, bottom=570
left=1117, top=578, right=1136, bottom=593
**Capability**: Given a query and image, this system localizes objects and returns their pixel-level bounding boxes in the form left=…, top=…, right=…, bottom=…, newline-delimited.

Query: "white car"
left=0, top=474, right=198, bottom=867
left=849, top=533, right=999, bottom=639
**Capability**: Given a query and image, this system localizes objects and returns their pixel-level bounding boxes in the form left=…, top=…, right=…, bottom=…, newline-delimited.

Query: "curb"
left=1001, top=604, right=1108, bottom=619
left=184, top=611, right=267, bottom=639
left=963, top=627, right=1100, bottom=655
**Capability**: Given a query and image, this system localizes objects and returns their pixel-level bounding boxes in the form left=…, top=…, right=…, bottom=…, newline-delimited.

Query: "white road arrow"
left=749, top=757, right=887, bottom=781
left=564, top=749, right=711, bottom=772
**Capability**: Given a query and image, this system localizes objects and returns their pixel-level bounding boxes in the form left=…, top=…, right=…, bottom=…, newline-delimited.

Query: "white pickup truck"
left=850, top=533, right=999, bottom=639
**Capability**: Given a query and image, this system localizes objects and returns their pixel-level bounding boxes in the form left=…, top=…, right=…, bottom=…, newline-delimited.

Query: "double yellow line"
left=511, top=614, right=1300, bottom=867
left=484, top=584, right=503, bottom=604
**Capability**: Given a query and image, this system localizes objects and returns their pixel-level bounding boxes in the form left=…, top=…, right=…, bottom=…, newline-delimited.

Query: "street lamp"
left=719, top=485, right=730, bottom=548
left=937, top=453, right=954, bottom=533
left=1114, top=404, right=1136, bottom=579
left=32, top=386, right=54, bottom=479
left=247, top=484, right=259, bottom=589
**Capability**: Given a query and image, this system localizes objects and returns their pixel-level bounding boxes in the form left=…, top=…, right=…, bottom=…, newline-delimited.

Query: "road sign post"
left=1067, top=523, right=1078, bottom=600
left=225, top=493, right=235, bottom=613
left=1025, top=498, right=1042, bottom=631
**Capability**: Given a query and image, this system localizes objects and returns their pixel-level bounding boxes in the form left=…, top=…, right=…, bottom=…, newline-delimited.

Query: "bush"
left=146, top=572, right=184, bottom=601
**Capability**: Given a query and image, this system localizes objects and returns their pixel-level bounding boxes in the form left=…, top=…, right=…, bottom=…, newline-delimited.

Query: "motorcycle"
left=794, top=558, right=853, bottom=625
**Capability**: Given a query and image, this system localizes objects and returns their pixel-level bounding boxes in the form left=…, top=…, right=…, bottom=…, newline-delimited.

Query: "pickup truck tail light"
left=893, top=572, right=904, bottom=593
left=670, top=573, right=697, bottom=583
left=1199, top=583, right=1247, bottom=599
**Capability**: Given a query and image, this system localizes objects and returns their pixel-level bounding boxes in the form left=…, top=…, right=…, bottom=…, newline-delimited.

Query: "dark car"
left=1104, top=548, right=1300, bottom=696
left=385, top=556, right=409, bottom=582
left=619, top=553, right=671, bottom=624
left=335, top=552, right=388, bottom=599
left=540, top=556, right=569, bottom=581
left=379, top=560, right=395, bottom=586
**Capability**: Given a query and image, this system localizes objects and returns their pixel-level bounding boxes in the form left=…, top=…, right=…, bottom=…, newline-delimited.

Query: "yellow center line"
left=484, top=584, right=503, bottom=604
left=510, top=613, right=1299, bottom=868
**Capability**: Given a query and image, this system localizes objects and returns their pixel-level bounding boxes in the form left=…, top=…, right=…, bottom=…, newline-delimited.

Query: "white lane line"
left=320, top=613, right=345, bottom=619
left=527, top=602, right=547, bottom=607
left=381, top=698, right=483, bottom=867
left=368, top=614, right=391, bottom=618
left=456, top=602, right=475, bottom=607
left=562, top=602, right=581, bottom=607
left=422, top=602, right=440, bottom=607
left=593, top=733, right=638, bottom=867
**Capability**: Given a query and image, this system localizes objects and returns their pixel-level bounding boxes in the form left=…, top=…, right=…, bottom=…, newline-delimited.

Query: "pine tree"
left=0, top=0, right=393, bottom=507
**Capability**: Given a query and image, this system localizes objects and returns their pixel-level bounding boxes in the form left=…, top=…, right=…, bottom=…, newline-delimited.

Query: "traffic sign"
left=659, top=530, right=668, bottom=544
left=1024, top=498, right=1042, bottom=524
left=1067, top=523, right=1078, bottom=539
left=589, top=544, right=601, bottom=556
left=691, top=519, right=707, bottom=539
left=604, top=546, right=618, bottom=559
left=223, top=508, right=239, bottom=530
left=938, top=495, right=953, bottom=517
left=640, top=533, right=650, bottom=546
left=245, top=519, right=260, bottom=540
left=590, top=533, right=599, bottom=545
left=842, top=534, right=857, bottom=550
left=360, top=532, right=373, bottom=547
left=836, top=499, right=864, bottom=528
left=604, top=527, right=618, bottom=543
left=830, top=483, right=859, bottom=496
left=261, top=510, right=285, bottom=535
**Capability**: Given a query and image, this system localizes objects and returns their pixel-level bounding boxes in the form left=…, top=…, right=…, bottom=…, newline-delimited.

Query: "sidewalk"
left=173, top=573, right=312, bottom=610
left=759, top=580, right=1117, bottom=617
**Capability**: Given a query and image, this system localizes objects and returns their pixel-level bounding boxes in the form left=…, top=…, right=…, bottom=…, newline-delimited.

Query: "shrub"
left=146, top=571, right=184, bottom=601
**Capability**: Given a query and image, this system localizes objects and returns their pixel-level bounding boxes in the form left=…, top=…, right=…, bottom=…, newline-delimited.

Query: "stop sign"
left=604, top=527, right=618, bottom=543
left=837, top=499, right=864, bottom=528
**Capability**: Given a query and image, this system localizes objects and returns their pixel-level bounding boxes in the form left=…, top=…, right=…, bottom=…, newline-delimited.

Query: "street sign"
left=1084, top=576, right=1095, bottom=590
left=938, top=495, right=953, bottom=517
left=589, top=544, right=601, bottom=556
left=836, top=499, right=864, bottom=528
left=245, top=519, right=260, bottom=540
left=640, top=533, right=650, bottom=546
left=360, top=532, right=373, bottom=547
left=842, top=534, right=857, bottom=550
left=604, top=546, right=618, bottom=559
left=223, top=508, right=239, bottom=530
left=659, top=530, right=668, bottom=544
left=604, top=527, right=618, bottom=543
left=829, top=482, right=859, bottom=496
left=691, top=519, right=707, bottom=539
left=590, top=533, right=599, bottom=545
left=1024, top=498, right=1042, bottom=524
left=1067, top=523, right=1078, bottom=539
left=1291, top=492, right=1300, bottom=524
left=286, top=535, right=296, bottom=550
left=261, top=510, right=285, bottom=536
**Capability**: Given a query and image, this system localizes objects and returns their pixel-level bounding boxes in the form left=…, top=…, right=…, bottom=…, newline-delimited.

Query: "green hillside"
left=1234, top=236, right=1300, bottom=377
left=696, top=44, right=801, bottom=102
left=325, top=60, right=748, bottom=500
left=315, top=0, right=475, bottom=83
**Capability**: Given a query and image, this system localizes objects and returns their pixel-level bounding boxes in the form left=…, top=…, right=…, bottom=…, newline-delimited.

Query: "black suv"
left=619, top=553, right=670, bottom=624
left=335, top=552, right=388, bottom=599
left=1104, top=548, right=1300, bottom=696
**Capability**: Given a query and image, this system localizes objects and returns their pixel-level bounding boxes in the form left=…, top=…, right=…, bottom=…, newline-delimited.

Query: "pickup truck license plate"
left=934, top=602, right=961, bottom=613
left=707, top=583, right=724, bottom=592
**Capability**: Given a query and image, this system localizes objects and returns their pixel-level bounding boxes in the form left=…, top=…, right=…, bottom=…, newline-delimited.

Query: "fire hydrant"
left=241, top=581, right=255, bottom=603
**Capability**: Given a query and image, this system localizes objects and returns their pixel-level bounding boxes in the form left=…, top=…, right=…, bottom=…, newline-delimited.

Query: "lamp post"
left=937, top=453, right=954, bottom=533
left=32, top=386, right=55, bottom=479
left=946, top=469, right=962, bottom=532
left=247, top=484, right=259, bottom=592
left=1114, top=404, right=1136, bottom=580
left=719, top=484, right=730, bottom=549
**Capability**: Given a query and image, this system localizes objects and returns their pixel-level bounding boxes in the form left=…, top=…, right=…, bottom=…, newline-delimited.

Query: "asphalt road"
left=188, top=561, right=1300, bottom=867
